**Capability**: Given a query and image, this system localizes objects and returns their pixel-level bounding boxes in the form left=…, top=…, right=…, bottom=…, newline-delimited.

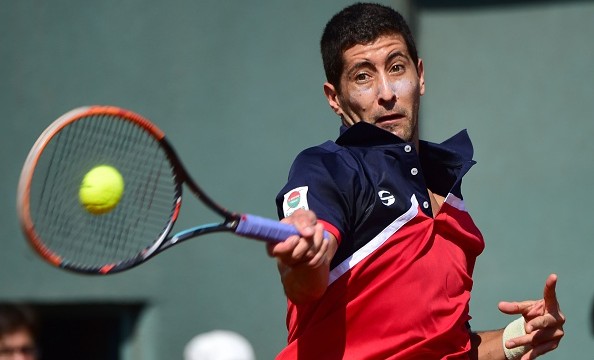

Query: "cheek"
left=347, top=87, right=374, bottom=109
left=392, top=80, right=416, bottom=98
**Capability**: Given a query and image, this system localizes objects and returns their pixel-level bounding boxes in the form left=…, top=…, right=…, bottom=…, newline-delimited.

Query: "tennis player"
left=267, top=3, right=565, bottom=359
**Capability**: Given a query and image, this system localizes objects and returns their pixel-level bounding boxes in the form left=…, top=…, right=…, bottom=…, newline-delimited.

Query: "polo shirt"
left=276, top=122, right=485, bottom=359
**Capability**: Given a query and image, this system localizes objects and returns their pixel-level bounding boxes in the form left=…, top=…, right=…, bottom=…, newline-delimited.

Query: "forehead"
left=0, top=328, right=34, bottom=345
left=342, top=34, right=410, bottom=67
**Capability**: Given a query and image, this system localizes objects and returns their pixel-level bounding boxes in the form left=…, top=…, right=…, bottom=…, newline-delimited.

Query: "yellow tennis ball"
left=79, top=165, right=124, bottom=215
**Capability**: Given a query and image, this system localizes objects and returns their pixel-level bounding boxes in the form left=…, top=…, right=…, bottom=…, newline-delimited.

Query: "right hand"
left=266, top=209, right=329, bottom=269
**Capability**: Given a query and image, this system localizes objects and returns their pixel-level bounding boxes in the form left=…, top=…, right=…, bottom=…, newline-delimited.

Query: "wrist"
left=502, top=317, right=529, bottom=360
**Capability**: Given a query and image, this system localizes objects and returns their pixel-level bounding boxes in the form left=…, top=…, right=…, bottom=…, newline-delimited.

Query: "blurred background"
left=1, top=0, right=592, bottom=358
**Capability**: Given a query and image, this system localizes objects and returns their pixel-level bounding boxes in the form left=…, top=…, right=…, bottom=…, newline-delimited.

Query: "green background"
left=1, top=0, right=592, bottom=358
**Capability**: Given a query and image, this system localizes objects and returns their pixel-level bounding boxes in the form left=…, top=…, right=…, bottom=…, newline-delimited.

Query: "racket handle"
left=235, top=214, right=329, bottom=243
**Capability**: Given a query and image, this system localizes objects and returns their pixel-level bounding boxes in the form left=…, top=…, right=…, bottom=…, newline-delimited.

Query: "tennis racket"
left=17, top=106, right=312, bottom=275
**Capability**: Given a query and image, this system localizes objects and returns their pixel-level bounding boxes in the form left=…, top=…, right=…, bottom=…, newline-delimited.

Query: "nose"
left=377, top=75, right=397, bottom=104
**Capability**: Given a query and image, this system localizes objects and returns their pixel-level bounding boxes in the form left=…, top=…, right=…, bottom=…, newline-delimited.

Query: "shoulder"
left=295, top=140, right=343, bottom=158
left=291, top=141, right=360, bottom=175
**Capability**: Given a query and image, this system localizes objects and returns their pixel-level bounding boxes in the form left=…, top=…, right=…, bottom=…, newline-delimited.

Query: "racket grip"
left=235, top=214, right=329, bottom=243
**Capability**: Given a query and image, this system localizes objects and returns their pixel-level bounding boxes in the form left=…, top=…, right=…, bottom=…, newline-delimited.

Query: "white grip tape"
left=502, top=317, right=529, bottom=360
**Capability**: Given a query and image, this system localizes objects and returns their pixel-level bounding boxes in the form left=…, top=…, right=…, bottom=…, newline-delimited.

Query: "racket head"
left=17, top=106, right=184, bottom=274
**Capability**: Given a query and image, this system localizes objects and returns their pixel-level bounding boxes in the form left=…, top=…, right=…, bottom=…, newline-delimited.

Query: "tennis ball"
left=79, top=165, right=124, bottom=215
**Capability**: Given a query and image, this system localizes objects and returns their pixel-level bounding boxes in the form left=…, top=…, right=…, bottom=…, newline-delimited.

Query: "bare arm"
left=470, top=274, right=565, bottom=360
left=470, top=330, right=506, bottom=360
left=266, top=209, right=338, bottom=304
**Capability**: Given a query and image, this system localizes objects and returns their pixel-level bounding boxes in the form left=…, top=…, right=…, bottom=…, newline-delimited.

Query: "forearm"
left=470, top=329, right=506, bottom=360
left=279, top=259, right=330, bottom=304
left=267, top=212, right=338, bottom=304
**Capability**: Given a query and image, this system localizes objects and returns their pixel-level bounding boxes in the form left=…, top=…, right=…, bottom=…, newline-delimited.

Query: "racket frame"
left=17, top=106, right=242, bottom=274
left=17, top=106, right=307, bottom=275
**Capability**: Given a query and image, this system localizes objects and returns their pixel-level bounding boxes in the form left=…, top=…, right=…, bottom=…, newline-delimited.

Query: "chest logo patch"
left=283, top=186, right=309, bottom=217
left=378, top=190, right=396, bottom=206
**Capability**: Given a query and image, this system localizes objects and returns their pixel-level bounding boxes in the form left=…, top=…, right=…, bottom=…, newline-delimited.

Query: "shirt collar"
left=336, top=122, right=474, bottom=163
left=337, top=122, right=407, bottom=146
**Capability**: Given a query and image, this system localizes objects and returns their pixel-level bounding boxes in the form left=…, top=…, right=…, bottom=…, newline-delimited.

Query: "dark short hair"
left=0, top=304, right=38, bottom=339
left=320, top=2, right=419, bottom=88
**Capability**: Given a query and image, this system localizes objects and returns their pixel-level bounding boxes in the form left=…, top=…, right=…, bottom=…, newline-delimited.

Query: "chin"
left=379, top=124, right=412, bottom=142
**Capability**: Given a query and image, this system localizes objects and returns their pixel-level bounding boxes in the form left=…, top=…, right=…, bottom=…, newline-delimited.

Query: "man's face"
left=0, top=329, right=37, bottom=360
left=324, top=34, right=425, bottom=143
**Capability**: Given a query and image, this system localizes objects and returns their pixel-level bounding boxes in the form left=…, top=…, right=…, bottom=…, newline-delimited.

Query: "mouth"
left=375, top=113, right=405, bottom=124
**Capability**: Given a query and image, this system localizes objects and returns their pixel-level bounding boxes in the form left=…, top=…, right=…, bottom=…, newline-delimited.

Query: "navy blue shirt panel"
left=419, top=129, right=476, bottom=199
left=276, top=122, right=476, bottom=270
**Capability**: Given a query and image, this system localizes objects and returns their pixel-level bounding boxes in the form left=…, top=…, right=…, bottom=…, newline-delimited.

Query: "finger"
left=521, top=339, right=560, bottom=360
left=520, top=348, right=533, bottom=360
left=543, top=273, right=560, bottom=314
left=300, top=223, right=327, bottom=258
left=530, top=326, right=565, bottom=345
left=526, top=313, right=565, bottom=333
left=293, top=238, right=314, bottom=259
left=312, top=222, right=326, bottom=247
left=504, top=332, right=532, bottom=349
left=269, top=235, right=299, bottom=257
left=498, top=300, right=538, bottom=315
left=286, top=209, right=317, bottom=237
left=307, top=239, right=329, bottom=268
left=508, top=326, right=560, bottom=349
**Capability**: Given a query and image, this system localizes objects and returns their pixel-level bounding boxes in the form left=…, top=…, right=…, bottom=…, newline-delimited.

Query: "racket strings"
left=37, top=128, right=83, bottom=246
left=111, top=127, right=172, bottom=258
left=28, top=114, right=178, bottom=270
left=94, top=116, right=176, bottom=261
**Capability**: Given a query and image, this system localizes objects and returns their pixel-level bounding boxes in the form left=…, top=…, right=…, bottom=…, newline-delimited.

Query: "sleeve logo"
left=283, top=186, right=309, bottom=217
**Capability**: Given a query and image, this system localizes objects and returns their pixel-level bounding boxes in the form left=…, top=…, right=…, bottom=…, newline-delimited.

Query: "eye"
left=390, top=64, right=405, bottom=74
left=354, top=72, right=371, bottom=82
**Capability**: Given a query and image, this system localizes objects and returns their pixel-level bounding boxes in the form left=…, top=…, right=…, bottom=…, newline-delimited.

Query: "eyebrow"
left=347, top=60, right=375, bottom=77
left=386, top=51, right=410, bottom=64
left=346, top=50, right=411, bottom=77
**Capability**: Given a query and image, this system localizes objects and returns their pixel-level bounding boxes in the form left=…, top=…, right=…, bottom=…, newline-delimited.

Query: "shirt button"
left=411, top=167, right=418, bottom=175
left=423, top=201, right=430, bottom=209
left=404, top=145, right=412, bottom=153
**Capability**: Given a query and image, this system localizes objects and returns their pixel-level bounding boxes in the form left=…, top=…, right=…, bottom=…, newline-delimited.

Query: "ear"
left=417, top=58, right=426, bottom=96
left=323, top=82, right=343, bottom=116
